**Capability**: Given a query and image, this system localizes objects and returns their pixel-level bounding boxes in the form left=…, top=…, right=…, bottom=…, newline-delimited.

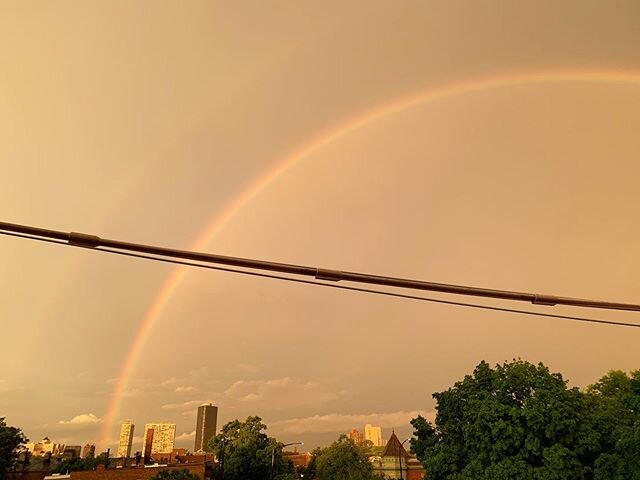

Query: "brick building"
left=71, top=462, right=210, bottom=480
left=347, top=429, right=364, bottom=444
left=282, top=448, right=312, bottom=469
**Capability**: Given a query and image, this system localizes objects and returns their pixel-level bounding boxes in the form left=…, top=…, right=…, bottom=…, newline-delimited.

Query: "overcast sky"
left=2, top=0, right=640, bottom=452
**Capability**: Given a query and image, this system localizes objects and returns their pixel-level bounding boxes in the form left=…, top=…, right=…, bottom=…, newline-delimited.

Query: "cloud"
left=120, top=389, right=144, bottom=398
left=0, top=379, right=24, bottom=393
left=224, top=378, right=338, bottom=407
left=175, top=386, right=196, bottom=393
left=270, top=410, right=434, bottom=435
left=58, top=413, right=101, bottom=425
left=161, top=400, right=213, bottom=411
left=175, top=431, right=195, bottom=441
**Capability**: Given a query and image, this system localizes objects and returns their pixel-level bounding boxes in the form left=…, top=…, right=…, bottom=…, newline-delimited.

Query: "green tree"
left=207, top=416, right=294, bottom=480
left=297, top=447, right=320, bottom=479
left=409, top=415, right=437, bottom=462
left=52, top=456, right=102, bottom=474
left=149, top=469, right=202, bottom=480
left=588, top=370, right=640, bottom=480
left=315, top=435, right=376, bottom=480
left=0, top=417, right=27, bottom=480
left=411, top=360, right=601, bottom=480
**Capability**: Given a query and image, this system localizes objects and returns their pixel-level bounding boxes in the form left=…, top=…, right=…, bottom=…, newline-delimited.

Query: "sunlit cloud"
left=58, top=413, right=101, bottom=425
left=175, top=431, right=195, bottom=441
left=270, top=410, right=434, bottom=435
left=161, top=400, right=215, bottom=411
left=224, top=378, right=339, bottom=407
left=175, top=386, right=196, bottom=393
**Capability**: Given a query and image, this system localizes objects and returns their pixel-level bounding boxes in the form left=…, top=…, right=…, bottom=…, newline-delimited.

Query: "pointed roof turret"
left=381, top=431, right=409, bottom=458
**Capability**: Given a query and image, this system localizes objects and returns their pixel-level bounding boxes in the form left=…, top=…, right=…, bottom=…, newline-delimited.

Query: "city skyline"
left=2, top=0, right=640, bottom=455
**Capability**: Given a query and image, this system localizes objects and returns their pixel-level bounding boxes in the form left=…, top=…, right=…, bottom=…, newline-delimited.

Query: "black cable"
left=3, top=230, right=639, bottom=329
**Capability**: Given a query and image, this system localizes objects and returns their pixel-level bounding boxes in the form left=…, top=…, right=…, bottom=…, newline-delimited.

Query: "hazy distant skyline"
left=2, top=1, right=640, bottom=452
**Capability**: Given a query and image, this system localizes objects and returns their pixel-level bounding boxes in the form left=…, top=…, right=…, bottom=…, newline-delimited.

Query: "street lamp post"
left=270, top=442, right=303, bottom=480
left=218, top=437, right=228, bottom=480
left=398, top=438, right=409, bottom=480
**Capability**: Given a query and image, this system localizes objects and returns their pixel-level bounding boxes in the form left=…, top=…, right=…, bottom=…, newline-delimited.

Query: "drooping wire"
left=2, top=230, right=639, bottom=329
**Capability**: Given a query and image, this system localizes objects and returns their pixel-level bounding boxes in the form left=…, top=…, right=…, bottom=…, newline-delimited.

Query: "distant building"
left=117, top=422, right=135, bottom=458
left=63, top=446, right=82, bottom=459
left=82, top=444, right=96, bottom=459
left=370, top=431, right=425, bottom=480
left=364, top=424, right=383, bottom=447
left=143, top=423, right=176, bottom=455
left=194, top=404, right=218, bottom=453
left=26, top=437, right=65, bottom=456
left=282, top=448, right=312, bottom=469
left=348, top=429, right=364, bottom=444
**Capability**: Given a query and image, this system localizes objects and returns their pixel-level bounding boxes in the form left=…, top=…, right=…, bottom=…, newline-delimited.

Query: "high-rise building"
left=82, top=444, right=96, bottom=459
left=348, top=429, right=364, bottom=444
left=143, top=427, right=155, bottom=462
left=117, top=422, right=135, bottom=458
left=143, top=423, right=176, bottom=454
left=194, top=404, right=218, bottom=453
left=364, top=424, right=383, bottom=447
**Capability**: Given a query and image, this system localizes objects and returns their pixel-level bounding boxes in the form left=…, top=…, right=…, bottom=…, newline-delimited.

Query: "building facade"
left=70, top=462, right=209, bottom=480
left=63, top=446, right=82, bottom=459
left=117, top=422, right=135, bottom=458
left=82, top=444, right=96, bottom=459
left=365, top=424, right=383, bottom=447
left=194, top=404, right=218, bottom=453
left=348, top=429, right=364, bottom=444
left=143, top=423, right=176, bottom=455
left=26, top=437, right=65, bottom=456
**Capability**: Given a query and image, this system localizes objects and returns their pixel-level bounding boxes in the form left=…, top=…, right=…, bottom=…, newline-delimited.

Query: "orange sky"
left=1, top=1, right=640, bottom=451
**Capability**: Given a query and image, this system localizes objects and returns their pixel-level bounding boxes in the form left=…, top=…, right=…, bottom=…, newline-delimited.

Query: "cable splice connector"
left=532, top=294, right=558, bottom=306
left=68, top=232, right=101, bottom=249
left=315, top=268, right=343, bottom=282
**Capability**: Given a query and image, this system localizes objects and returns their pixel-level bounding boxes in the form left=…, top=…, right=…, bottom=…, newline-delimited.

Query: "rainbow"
left=98, top=69, right=640, bottom=448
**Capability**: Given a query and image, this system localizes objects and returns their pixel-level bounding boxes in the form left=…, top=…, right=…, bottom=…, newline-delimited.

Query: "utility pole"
left=399, top=438, right=409, bottom=480
left=270, top=442, right=303, bottom=480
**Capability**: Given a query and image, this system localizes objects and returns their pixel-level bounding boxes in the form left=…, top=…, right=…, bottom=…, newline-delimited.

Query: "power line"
left=2, top=220, right=640, bottom=312
left=2, top=229, right=639, bottom=329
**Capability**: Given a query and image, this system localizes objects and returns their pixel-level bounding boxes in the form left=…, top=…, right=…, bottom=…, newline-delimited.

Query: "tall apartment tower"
left=194, top=404, right=218, bottom=452
left=143, top=423, right=176, bottom=454
left=117, top=422, right=135, bottom=458
left=364, top=424, right=383, bottom=447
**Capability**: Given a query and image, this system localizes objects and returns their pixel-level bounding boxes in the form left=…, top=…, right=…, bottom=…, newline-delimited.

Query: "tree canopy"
left=411, top=361, right=640, bottom=480
left=314, top=435, right=377, bottom=480
left=0, top=417, right=27, bottom=480
left=207, top=416, right=294, bottom=480
left=52, top=456, right=103, bottom=474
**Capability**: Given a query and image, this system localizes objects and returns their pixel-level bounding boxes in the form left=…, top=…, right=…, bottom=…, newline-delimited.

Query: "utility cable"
left=2, top=220, right=640, bottom=312
left=2, top=230, right=639, bottom=329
